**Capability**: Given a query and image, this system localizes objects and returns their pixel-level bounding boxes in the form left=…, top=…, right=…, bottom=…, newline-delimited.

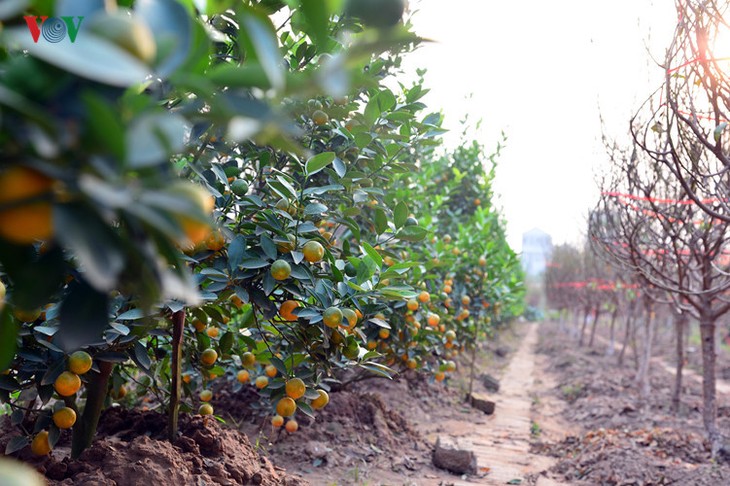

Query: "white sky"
left=402, top=0, right=677, bottom=251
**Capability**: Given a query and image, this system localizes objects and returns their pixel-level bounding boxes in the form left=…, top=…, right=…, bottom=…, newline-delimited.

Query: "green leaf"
left=82, top=92, right=125, bottom=161
left=303, top=184, right=344, bottom=196
left=0, top=242, right=64, bottom=311
left=270, top=356, right=288, bottom=376
left=0, top=308, right=17, bottom=371
left=55, top=279, right=110, bottom=352
left=268, top=177, right=298, bottom=200
left=354, top=132, right=373, bottom=149
left=332, top=157, right=347, bottom=178
left=297, top=400, right=315, bottom=419
left=3, top=27, right=152, bottom=87
left=299, top=0, right=331, bottom=49
left=364, top=89, right=397, bottom=125
left=228, top=235, right=246, bottom=271
left=305, top=152, right=336, bottom=176
left=240, top=258, right=270, bottom=269
left=117, top=309, right=146, bottom=320
left=368, top=317, right=390, bottom=329
left=394, top=201, right=408, bottom=228
left=396, top=226, right=428, bottom=242
left=126, top=112, right=189, bottom=168
left=357, top=362, right=393, bottom=379
left=260, top=234, right=278, bottom=260
left=4, top=436, right=29, bottom=455
left=304, top=203, right=328, bottom=215
left=208, top=63, right=271, bottom=89
left=54, top=203, right=125, bottom=292
left=220, top=332, right=234, bottom=354
left=135, top=0, right=193, bottom=78
left=0, top=0, right=29, bottom=21
left=40, top=359, right=66, bottom=386
left=239, top=8, right=285, bottom=91
left=374, top=208, right=388, bottom=234
left=380, top=286, right=417, bottom=300
left=362, top=242, right=382, bottom=268
left=109, top=322, right=130, bottom=335
left=356, top=256, right=377, bottom=284
left=133, top=341, right=152, bottom=370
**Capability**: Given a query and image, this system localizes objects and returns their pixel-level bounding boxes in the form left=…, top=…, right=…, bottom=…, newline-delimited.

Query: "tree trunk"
left=578, top=306, right=590, bottom=347
left=671, top=312, right=687, bottom=415
left=630, top=313, right=640, bottom=370
left=570, top=308, right=581, bottom=339
left=588, top=308, right=602, bottom=348
left=71, top=360, right=113, bottom=458
left=468, top=324, right=478, bottom=398
left=607, top=306, right=619, bottom=356
left=618, top=311, right=633, bottom=366
left=699, top=313, right=721, bottom=455
left=635, top=306, right=654, bottom=407
left=169, top=309, right=185, bottom=442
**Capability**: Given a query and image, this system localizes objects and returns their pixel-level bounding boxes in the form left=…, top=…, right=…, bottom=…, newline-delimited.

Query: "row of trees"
left=549, top=0, right=730, bottom=455
left=0, top=0, right=524, bottom=461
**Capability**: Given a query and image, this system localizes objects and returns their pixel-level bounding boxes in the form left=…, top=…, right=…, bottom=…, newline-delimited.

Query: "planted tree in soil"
left=591, top=121, right=730, bottom=454
left=0, top=0, right=526, bottom=471
left=0, top=0, right=430, bottom=459
left=545, top=243, right=584, bottom=336
left=655, top=1, right=730, bottom=224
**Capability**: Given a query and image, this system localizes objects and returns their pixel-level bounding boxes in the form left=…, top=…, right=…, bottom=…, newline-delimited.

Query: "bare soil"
left=0, top=408, right=307, bottom=485
left=227, top=326, right=525, bottom=485
left=11, top=320, right=727, bottom=485
left=529, top=321, right=730, bottom=486
left=0, top=325, right=521, bottom=486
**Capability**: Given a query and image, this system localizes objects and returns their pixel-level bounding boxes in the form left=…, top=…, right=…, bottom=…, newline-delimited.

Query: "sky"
left=401, top=0, right=678, bottom=251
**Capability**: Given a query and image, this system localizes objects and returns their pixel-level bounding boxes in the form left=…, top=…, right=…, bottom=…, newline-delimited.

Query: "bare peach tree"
left=594, top=123, right=730, bottom=453
left=656, top=1, right=730, bottom=222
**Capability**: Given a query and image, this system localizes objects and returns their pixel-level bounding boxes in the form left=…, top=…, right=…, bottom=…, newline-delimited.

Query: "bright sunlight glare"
left=403, top=0, right=677, bottom=251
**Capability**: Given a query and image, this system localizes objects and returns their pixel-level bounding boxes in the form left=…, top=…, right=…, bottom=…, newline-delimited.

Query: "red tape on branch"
left=549, top=280, right=639, bottom=290
left=602, top=191, right=723, bottom=206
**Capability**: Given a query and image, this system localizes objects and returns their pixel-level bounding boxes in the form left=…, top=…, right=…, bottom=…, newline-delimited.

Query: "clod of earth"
left=432, top=436, right=477, bottom=475
left=466, top=392, right=496, bottom=415
left=480, top=373, right=500, bottom=392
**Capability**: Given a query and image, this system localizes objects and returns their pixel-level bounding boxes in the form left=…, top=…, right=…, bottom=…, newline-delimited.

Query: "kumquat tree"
left=0, top=0, right=528, bottom=483
left=6, top=1, right=730, bottom=484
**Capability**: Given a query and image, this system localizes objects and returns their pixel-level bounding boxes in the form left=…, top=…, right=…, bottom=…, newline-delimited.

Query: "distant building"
left=521, top=228, right=553, bottom=277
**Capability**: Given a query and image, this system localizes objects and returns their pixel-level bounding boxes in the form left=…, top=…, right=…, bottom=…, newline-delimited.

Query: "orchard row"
left=0, top=0, right=524, bottom=458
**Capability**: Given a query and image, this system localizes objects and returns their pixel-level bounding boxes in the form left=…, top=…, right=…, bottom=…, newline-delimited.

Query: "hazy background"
left=401, top=0, right=677, bottom=250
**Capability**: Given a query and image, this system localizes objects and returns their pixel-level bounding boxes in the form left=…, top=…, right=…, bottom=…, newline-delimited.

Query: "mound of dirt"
left=266, top=388, right=427, bottom=470
left=534, top=427, right=715, bottom=484
left=2, top=408, right=307, bottom=485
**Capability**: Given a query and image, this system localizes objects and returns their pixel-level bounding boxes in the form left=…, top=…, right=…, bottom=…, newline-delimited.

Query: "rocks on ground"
left=432, top=436, right=477, bottom=475
left=465, top=392, right=496, bottom=415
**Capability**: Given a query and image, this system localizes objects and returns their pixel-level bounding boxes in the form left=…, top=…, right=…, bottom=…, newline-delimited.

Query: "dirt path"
left=445, top=322, right=565, bottom=486
left=246, top=322, right=566, bottom=485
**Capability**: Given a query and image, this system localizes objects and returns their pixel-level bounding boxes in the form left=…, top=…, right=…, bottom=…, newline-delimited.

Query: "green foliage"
left=0, top=0, right=524, bottom=458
